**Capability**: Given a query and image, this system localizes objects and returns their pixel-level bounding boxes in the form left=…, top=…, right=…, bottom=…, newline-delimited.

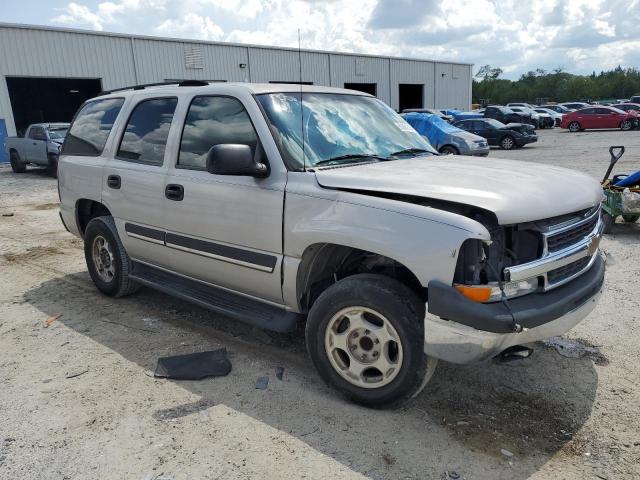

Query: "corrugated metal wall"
left=0, top=24, right=471, bottom=136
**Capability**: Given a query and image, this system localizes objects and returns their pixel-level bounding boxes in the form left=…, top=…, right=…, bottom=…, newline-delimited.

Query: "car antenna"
left=298, top=28, right=306, bottom=171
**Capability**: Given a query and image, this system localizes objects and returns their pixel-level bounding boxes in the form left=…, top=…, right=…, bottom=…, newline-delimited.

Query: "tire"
left=9, top=150, right=26, bottom=173
left=306, top=274, right=437, bottom=408
left=500, top=135, right=515, bottom=150
left=439, top=145, right=459, bottom=155
left=602, top=212, right=615, bottom=234
left=568, top=121, right=581, bottom=132
left=622, top=215, right=639, bottom=223
left=620, top=120, right=632, bottom=131
left=84, top=216, right=140, bottom=297
left=47, top=153, right=58, bottom=178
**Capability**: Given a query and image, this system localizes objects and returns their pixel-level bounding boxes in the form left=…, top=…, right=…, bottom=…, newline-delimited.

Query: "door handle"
left=107, top=174, right=121, bottom=189
left=165, top=184, right=184, bottom=201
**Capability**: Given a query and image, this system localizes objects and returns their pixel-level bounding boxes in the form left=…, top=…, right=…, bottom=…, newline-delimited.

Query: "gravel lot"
left=1, top=128, right=639, bottom=480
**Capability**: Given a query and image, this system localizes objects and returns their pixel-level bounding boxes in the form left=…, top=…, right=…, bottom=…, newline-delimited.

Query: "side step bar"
left=129, top=261, right=300, bottom=332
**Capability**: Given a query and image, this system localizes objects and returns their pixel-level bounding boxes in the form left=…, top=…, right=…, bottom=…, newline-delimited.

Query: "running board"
left=129, top=262, right=299, bottom=332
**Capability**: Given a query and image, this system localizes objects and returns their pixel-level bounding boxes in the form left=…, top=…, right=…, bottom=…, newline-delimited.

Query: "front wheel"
left=9, top=151, right=26, bottom=173
left=620, top=120, right=632, bottom=131
left=500, top=135, right=515, bottom=150
left=439, top=145, right=459, bottom=155
left=306, top=274, right=437, bottom=408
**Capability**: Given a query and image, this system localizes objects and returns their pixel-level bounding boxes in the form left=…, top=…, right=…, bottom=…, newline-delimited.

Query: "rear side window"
left=178, top=96, right=258, bottom=170
left=62, top=98, right=124, bottom=156
left=117, top=97, right=178, bottom=165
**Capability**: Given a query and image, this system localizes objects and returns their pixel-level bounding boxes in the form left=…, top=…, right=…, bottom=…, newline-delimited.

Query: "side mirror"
left=205, top=144, right=268, bottom=177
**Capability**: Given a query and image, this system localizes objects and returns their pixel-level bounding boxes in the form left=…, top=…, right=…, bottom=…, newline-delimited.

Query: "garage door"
left=6, top=77, right=102, bottom=135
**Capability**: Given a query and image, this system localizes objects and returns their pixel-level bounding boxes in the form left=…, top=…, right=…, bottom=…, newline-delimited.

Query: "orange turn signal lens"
left=454, top=284, right=492, bottom=303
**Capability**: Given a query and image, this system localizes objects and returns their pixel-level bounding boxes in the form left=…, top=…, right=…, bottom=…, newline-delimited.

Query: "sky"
left=2, top=0, right=639, bottom=79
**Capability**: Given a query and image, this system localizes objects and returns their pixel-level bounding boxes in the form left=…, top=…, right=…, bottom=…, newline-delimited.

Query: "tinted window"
left=63, top=98, right=124, bottom=156
left=580, top=108, right=596, bottom=114
left=117, top=98, right=177, bottom=165
left=178, top=96, right=258, bottom=169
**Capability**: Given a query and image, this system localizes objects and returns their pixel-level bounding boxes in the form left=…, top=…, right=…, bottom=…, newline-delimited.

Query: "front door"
left=26, top=126, right=47, bottom=164
left=160, top=94, right=286, bottom=303
left=102, top=96, right=179, bottom=267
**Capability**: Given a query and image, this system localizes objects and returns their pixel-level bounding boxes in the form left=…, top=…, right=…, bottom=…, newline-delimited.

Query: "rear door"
left=59, top=97, right=126, bottom=231
left=159, top=93, right=286, bottom=303
left=102, top=96, right=179, bottom=267
left=26, top=126, right=47, bottom=164
left=576, top=108, right=595, bottom=128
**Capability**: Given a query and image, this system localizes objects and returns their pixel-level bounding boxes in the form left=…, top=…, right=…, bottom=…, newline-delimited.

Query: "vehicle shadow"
left=25, top=272, right=600, bottom=479
left=1, top=166, right=53, bottom=179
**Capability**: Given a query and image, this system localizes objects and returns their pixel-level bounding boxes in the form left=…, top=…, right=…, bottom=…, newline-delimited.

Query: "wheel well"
left=439, top=144, right=458, bottom=154
left=76, top=199, right=112, bottom=236
left=296, top=243, right=425, bottom=313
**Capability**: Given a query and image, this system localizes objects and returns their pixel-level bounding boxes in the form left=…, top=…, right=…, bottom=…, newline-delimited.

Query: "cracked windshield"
left=257, top=92, right=436, bottom=169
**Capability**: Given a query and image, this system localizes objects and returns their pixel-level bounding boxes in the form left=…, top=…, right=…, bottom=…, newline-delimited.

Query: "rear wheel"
left=306, top=274, right=437, bottom=408
left=9, top=151, right=26, bottom=173
left=439, top=145, right=459, bottom=155
left=602, top=212, right=615, bottom=234
left=500, top=135, right=515, bottom=150
left=47, top=154, right=58, bottom=178
left=568, top=121, right=581, bottom=132
left=84, top=216, right=140, bottom=297
left=620, top=120, right=632, bottom=131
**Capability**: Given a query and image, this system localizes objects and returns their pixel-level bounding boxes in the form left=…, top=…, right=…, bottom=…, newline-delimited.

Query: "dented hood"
left=314, top=156, right=603, bottom=225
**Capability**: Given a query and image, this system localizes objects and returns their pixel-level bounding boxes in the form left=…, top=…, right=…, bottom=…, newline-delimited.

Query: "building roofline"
left=0, top=22, right=474, bottom=67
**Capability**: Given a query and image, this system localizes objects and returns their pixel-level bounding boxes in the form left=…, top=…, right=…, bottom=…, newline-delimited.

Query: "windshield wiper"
left=389, top=148, right=434, bottom=157
left=314, top=154, right=389, bottom=167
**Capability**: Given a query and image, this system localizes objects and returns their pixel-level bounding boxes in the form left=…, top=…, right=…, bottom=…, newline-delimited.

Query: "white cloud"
left=49, top=0, right=640, bottom=79
left=155, top=14, right=224, bottom=41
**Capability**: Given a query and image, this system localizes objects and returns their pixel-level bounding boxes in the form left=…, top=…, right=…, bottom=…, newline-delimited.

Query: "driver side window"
left=178, top=96, right=259, bottom=170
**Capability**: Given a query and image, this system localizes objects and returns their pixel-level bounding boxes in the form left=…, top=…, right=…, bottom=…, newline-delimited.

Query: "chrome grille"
left=547, top=256, right=590, bottom=284
left=546, top=213, right=599, bottom=253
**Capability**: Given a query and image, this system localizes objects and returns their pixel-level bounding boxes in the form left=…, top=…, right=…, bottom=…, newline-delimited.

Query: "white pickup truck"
left=58, top=82, right=605, bottom=407
left=6, top=123, right=69, bottom=176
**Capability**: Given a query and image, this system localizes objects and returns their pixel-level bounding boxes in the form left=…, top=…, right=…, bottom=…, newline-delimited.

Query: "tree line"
left=472, top=65, right=640, bottom=106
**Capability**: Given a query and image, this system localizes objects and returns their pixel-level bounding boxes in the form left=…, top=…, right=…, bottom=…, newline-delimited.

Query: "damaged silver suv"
left=58, top=82, right=605, bottom=407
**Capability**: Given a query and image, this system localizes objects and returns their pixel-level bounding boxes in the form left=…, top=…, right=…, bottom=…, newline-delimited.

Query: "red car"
left=561, top=106, right=635, bottom=132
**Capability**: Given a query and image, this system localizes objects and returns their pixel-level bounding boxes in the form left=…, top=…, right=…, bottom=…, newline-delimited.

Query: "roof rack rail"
left=100, top=80, right=209, bottom=95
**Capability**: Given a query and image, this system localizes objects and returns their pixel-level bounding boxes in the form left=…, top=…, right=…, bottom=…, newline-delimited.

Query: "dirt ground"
left=1, top=128, right=639, bottom=480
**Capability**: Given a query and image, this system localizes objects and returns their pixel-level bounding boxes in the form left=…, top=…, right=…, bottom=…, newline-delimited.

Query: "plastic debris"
left=65, top=368, right=88, bottom=379
left=44, top=314, right=61, bottom=327
left=500, top=448, right=514, bottom=457
left=154, top=349, right=231, bottom=380
left=255, top=376, right=269, bottom=390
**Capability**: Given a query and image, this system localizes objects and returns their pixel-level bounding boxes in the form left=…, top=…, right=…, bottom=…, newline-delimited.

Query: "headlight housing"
left=455, top=277, right=539, bottom=303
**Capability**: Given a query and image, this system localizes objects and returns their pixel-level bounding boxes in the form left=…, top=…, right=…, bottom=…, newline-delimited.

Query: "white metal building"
left=0, top=22, right=472, bottom=138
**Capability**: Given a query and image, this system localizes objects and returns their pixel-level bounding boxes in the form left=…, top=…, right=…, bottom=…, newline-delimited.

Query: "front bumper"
left=423, top=253, right=605, bottom=364
left=516, top=135, right=537, bottom=146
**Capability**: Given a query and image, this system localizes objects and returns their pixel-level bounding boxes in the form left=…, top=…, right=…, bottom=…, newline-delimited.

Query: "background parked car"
left=560, top=106, right=634, bottom=132
left=628, top=95, right=640, bottom=104
left=5, top=122, right=69, bottom=177
left=534, top=107, right=563, bottom=126
left=453, top=118, right=537, bottom=150
left=559, top=102, right=590, bottom=111
left=540, top=104, right=571, bottom=114
left=402, top=108, right=453, bottom=122
left=402, top=112, right=489, bottom=156
left=507, top=102, right=535, bottom=109
left=483, top=105, right=532, bottom=126
left=612, top=103, right=640, bottom=128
